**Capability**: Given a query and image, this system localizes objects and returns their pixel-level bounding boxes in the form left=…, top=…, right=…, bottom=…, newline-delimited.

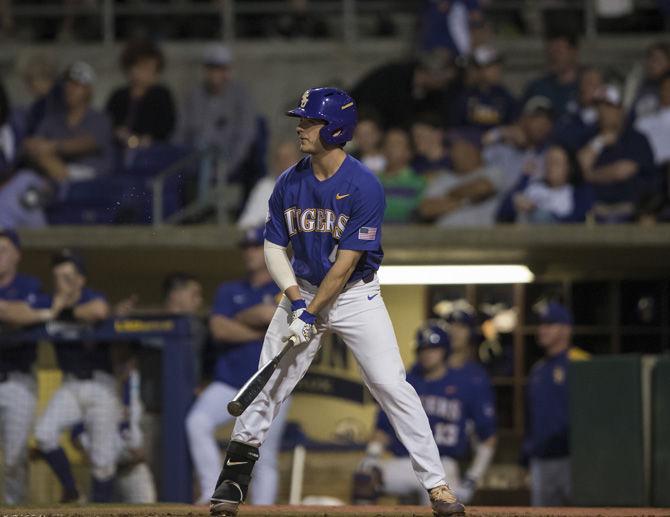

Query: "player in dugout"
left=0, top=228, right=50, bottom=505
left=523, top=299, right=589, bottom=506
left=186, top=227, right=289, bottom=506
left=33, top=249, right=118, bottom=503
left=355, top=319, right=497, bottom=506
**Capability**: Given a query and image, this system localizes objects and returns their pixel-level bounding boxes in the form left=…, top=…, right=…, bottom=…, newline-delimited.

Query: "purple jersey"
left=33, top=288, right=110, bottom=376
left=211, top=279, right=280, bottom=389
left=376, top=361, right=496, bottom=459
left=264, top=155, right=385, bottom=286
left=0, top=273, right=42, bottom=374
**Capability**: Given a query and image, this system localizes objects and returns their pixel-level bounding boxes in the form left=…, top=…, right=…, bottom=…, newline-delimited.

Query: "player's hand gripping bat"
left=227, top=336, right=298, bottom=416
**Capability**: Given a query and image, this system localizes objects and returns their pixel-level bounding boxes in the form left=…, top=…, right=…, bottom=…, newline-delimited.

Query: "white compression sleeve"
left=465, top=441, right=495, bottom=484
left=264, top=239, right=298, bottom=293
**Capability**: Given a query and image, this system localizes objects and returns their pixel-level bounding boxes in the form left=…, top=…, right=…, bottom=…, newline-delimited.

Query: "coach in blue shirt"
left=524, top=300, right=588, bottom=506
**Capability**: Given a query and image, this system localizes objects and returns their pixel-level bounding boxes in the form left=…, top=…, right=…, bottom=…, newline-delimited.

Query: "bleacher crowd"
left=0, top=1, right=667, bottom=227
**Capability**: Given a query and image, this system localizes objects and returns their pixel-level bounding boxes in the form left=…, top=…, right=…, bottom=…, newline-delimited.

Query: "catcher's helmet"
left=415, top=319, right=451, bottom=355
left=286, top=87, right=357, bottom=146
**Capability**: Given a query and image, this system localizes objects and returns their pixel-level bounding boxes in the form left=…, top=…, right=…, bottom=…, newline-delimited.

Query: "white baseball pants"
left=186, top=381, right=290, bottom=504
left=34, top=371, right=122, bottom=480
left=0, top=372, right=36, bottom=504
left=232, top=276, right=447, bottom=491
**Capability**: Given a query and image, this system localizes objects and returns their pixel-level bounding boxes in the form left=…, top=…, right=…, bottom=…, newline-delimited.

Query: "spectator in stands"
left=0, top=62, right=113, bottom=229
left=630, top=42, right=670, bottom=120
left=378, top=128, right=425, bottom=223
left=553, top=67, right=603, bottom=153
left=418, top=0, right=483, bottom=57
left=0, top=81, right=22, bottom=179
left=237, top=140, right=300, bottom=229
left=350, top=110, right=386, bottom=175
left=177, top=45, right=257, bottom=180
left=17, top=52, right=62, bottom=136
left=186, top=227, right=288, bottom=506
left=484, top=96, right=556, bottom=199
left=522, top=32, right=580, bottom=116
left=451, top=45, right=517, bottom=134
left=635, top=71, right=670, bottom=166
left=0, top=229, right=52, bottom=505
left=106, top=39, right=176, bottom=149
left=33, top=250, right=116, bottom=503
left=411, top=112, right=451, bottom=177
left=523, top=300, right=588, bottom=506
left=578, top=84, right=657, bottom=223
left=553, top=67, right=604, bottom=153
left=418, top=130, right=505, bottom=226
left=352, top=51, right=461, bottom=129
left=513, top=146, right=576, bottom=223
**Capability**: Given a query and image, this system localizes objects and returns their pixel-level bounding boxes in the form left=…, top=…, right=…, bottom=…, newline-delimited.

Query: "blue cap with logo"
left=415, top=319, right=452, bottom=355
left=535, top=300, right=573, bottom=325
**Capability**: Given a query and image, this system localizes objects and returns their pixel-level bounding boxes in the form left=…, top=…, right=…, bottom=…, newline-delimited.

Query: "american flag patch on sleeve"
left=358, top=227, right=377, bottom=240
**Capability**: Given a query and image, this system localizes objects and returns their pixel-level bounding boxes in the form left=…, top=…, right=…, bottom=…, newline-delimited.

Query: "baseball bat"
left=227, top=336, right=298, bottom=417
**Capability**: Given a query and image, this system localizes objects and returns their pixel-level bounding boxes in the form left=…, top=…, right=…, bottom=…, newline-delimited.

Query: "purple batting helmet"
left=286, top=87, right=358, bottom=146
left=415, top=319, right=452, bottom=355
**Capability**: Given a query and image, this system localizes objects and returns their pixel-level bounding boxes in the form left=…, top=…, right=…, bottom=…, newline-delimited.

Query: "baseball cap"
left=472, top=45, right=503, bottom=67
left=534, top=300, right=573, bottom=325
left=594, top=84, right=623, bottom=107
left=51, top=249, right=87, bottom=276
left=64, top=61, right=96, bottom=85
left=523, top=96, right=555, bottom=117
left=203, top=44, right=233, bottom=67
left=0, top=228, right=20, bottom=250
left=239, top=227, right=265, bottom=248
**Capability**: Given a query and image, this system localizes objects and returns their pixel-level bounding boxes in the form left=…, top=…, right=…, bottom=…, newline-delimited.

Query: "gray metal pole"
left=221, top=0, right=235, bottom=44
left=102, top=0, right=114, bottom=45
left=585, top=0, right=597, bottom=39
left=343, top=0, right=357, bottom=47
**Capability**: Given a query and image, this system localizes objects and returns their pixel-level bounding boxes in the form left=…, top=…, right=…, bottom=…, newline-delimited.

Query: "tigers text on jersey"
left=265, top=155, right=385, bottom=286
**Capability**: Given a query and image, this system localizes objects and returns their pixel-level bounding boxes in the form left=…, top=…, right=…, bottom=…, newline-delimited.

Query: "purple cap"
left=0, top=228, right=20, bottom=250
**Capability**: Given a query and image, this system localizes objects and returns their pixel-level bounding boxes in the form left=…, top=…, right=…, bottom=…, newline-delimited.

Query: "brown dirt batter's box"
left=2, top=506, right=670, bottom=517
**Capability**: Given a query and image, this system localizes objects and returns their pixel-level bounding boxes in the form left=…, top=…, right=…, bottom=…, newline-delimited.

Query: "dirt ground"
left=1, top=505, right=669, bottom=517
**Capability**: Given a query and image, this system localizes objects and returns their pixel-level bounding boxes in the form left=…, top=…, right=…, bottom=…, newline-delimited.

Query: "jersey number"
left=434, top=423, right=459, bottom=447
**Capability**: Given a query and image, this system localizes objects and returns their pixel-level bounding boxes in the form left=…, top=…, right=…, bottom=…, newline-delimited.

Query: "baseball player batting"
left=209, top=87, right=465, bottom=517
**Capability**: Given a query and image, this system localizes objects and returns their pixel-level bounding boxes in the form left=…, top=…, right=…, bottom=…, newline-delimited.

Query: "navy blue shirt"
left=452, top=85, right=517, bottom=131
left=524, top=348, right=589, bottom=459
left=523, top=74, right=578, bottom=115
left=211, top=279, right=280, bottom=389
left=376, top=361, right=496, bottom=460
left=553, top=111, right=599, bottom=154
left=0, top=273, right=42, bottom=374
left=34, top=288, right=111, bottom=375
left=265, top=155, right=385, bottom=286
left=589, top=126, right=656, bottom=205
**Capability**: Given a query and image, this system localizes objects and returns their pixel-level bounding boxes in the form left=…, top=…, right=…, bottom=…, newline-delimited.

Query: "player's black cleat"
left=209, top=441, right=259, bottom=516
left=210, top=481, right=243, bottom=517
left=429, top=484, right=466, bottom=516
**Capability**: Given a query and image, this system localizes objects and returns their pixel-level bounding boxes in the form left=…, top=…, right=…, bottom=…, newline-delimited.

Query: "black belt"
left=362, top=272, right=375, bottom=283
